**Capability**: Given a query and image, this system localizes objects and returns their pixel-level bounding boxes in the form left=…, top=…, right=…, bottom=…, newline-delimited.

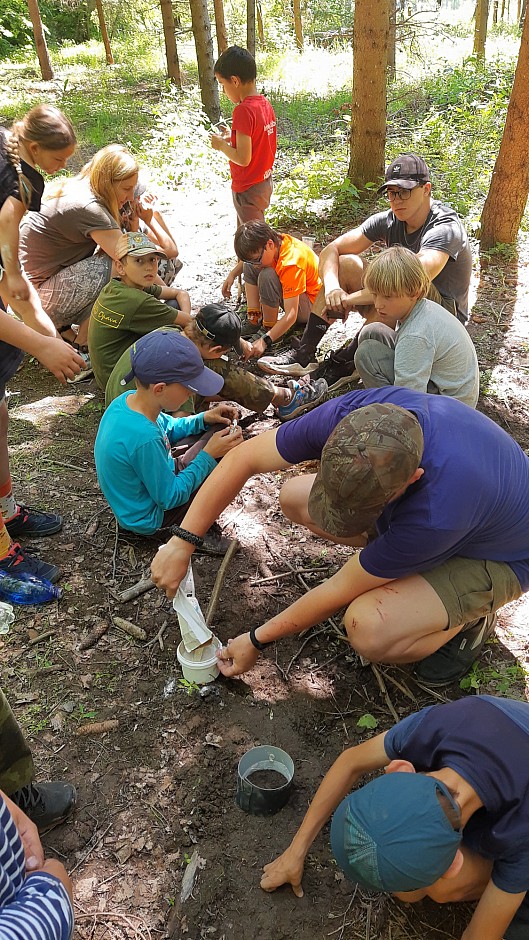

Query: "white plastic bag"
left=172, top=561, right=213, bottom=652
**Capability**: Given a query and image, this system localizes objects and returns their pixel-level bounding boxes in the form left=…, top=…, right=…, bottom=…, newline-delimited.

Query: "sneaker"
left=172, top=522, right=231, bottom=556
left=257, top=347, right=319, bottom=377
left=5, top=505, right=62, bottom=538
left=67, top=347, right=93, bottom=384
left=10, top=781, right=76, bottom=831
left=414, top=613, right=497, bottom=687
left=311, top=353, right=360, bottom=391
left=278, top=378, right=328, bottom=421
left=0, top=542, right=61, bottom=583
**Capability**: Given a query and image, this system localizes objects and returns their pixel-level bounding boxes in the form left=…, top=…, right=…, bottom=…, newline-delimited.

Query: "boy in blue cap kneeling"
left=261, top=695, right=529, bottom=940
left=94, top=329, right=242, bottom=542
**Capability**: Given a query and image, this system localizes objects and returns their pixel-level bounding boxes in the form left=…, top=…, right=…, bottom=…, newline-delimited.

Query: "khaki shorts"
left=420, top=556, right=523, bottom=628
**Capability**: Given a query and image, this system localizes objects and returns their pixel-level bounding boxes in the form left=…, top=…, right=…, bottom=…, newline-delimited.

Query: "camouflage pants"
left=0, top=687, right=34, bottom=794
left=201, top=356, right=275, bottom=412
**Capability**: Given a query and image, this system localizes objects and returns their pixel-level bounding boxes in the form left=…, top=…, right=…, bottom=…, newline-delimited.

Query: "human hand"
left=204, top=425, right=243, bottom=459
left=134, top=195, right=154, bottom=225
left=203, top=403, right=239, bottom=426
left=216, top=633, right=259, bottom=677
left=210, top=134, right=225, bottom=152
left=324, top=287, right=350, bottom=317
left=37, top=336, right=85, bottom=384
left=249, top=338, right=267, bottom=358
left=6, top=272, right=30, bottom=303
left=151, top=539, right=194, bottom=599
left=221, top=273, right=235, bottom=299
left=0, top=790, right=44, bottom=871
left=36, top=859, right=74, bottom=903
left=239, top=338, right=253, bottom=361
left=261, top=847, right=305, bottom=897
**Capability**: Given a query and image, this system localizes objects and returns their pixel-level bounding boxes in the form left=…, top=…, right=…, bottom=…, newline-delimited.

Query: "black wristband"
left=262, top=333, right=273, bottom=350
left=170, top=525, right=204, bottom=548
left=249, top=625, right=273, bottom=651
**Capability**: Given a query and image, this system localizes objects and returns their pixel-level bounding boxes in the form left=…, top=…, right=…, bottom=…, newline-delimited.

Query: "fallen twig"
left=70, top=822, right=113, bottom=875
left=370, top=663, right=399, bottom=722
left=117, top=575, right=156, bottom=603
left=28, top=630, right=56, bottom=646
left=205, top=538, right=240, bottom=626
left=250, top=565, right=331, bottom=585
left=78, top=620, right=110, bottom=651
left=112, top=616, right=147, bottom=641
left=76, top=719, right=119, bottom=736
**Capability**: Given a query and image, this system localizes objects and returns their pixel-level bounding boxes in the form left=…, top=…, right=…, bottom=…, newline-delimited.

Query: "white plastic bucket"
left=177, top=636, right=221, bottom=685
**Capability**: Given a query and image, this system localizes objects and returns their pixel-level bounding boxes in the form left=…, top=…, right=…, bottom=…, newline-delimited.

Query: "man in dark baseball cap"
left=260, top=151, right=472, bottom=386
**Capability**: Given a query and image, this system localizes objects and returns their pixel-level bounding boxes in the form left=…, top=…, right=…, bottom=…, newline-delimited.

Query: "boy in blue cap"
left=94, top=329, right=242, bottom=538
left=261, top=695, right=529, bottom=940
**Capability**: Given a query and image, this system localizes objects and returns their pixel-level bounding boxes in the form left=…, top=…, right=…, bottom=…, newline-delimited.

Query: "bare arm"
left=150, top=429, right=290, bottom=596
left=249, top=296, right=300, bottom=357
left=416, top=247, right=449, bottom=281
left=90, top=227, right=122, bottom=260
left=222, top=260, right=244, bottom=299
left=0, top=310, right=84, bottom=382
left=210, top=130, right=252, bottom=167
left=0, top=196, right=26, bottom=283
left=261, top=734, right=389, bottom=896
left=319, top=229, right=373, bottom=314
left=462, top=883, right=526, bottom=940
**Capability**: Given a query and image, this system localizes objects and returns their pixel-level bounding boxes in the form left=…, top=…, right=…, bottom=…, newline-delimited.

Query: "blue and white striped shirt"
left=0, top=796, right=73, bottom=939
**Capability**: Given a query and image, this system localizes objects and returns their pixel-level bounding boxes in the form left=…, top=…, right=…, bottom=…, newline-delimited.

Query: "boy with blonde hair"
left=355, top=246, right=479, bottom=406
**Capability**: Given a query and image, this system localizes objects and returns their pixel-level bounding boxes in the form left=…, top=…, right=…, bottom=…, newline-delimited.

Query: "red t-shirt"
left=230, top=95, right=277, bottom=193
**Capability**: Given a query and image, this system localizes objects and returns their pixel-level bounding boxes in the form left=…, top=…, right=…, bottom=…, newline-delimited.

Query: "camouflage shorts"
left=0, top=687, right=34, bottom=794
left=201, top=357, right=275, bottom=412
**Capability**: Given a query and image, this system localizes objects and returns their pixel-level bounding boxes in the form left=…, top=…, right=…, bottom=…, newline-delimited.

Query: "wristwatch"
left=262, top=333, right=273, bottom=350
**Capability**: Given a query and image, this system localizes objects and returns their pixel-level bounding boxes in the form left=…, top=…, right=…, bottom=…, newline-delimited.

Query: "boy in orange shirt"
left=233, top=221, right=325, bottom=372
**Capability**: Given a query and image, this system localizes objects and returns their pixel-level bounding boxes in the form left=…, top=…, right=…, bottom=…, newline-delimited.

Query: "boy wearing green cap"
left=260, top=694, right=529, bottom=940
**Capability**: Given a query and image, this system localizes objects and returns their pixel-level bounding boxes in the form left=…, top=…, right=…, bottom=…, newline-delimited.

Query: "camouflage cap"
left=308, top=404, right=424, bottom=537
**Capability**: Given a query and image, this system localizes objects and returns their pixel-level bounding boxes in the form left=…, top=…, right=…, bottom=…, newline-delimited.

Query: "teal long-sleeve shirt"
left=94, top=392, right=217, bottom=534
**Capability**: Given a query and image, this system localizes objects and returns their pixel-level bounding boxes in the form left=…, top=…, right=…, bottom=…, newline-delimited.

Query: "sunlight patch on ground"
left=11, top=392, right=95, bottom=428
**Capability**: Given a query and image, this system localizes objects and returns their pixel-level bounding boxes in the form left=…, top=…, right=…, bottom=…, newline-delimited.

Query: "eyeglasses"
left=240, top=245, right=266, bottom=265
left=386, top=185, right=423, bottom=202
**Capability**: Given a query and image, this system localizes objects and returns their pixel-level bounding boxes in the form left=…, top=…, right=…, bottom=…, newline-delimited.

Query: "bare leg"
left=0, top=281, right=58, bottom=338
left=279, top=474, right=368, bottom=546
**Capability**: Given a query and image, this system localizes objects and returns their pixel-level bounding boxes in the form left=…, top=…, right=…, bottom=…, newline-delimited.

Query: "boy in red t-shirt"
left=211, top=46, right=277, bottom=302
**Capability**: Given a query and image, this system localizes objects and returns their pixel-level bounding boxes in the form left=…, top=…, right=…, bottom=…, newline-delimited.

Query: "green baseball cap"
left=308, top=404, right=424, bottom=537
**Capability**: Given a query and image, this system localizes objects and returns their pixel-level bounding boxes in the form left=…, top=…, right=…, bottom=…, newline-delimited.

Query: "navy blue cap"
left=122, top=329, right=224, bottom=396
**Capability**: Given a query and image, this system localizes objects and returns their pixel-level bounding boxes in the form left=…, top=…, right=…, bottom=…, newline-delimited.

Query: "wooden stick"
left=370, top=662, right=399, bottom=722
left=250, top=565, right=331, bottom=585
left=112, top=616, right=147, bottom=641
left=117, top=577, right=156, bottom=603
left=28, top=630, right=56, bottom=646
left=205, top=538, right=240, bottom=626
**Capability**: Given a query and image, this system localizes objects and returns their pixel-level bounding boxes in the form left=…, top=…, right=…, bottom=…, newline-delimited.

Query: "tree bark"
left=388, top=0, right=397, bottom=82
left=189, top=0, right=220, bottom=122
left=160, top=0, right=182, bottom=86
left=293, top=0, right=303, bottom=49
left=213, top=0, right=228, bottom=57
left=247, top=0, right=256, bottom=56
left=348, top=0, right=390, bottom=187
left=480, top=9, right=529, bottom=248
left=492, top=0, right=499, bottom=22
left=26, top=0, right=53, bottom=80
left=256, top=0, right=265, bottom=44
left=95, top=0, right=114, bottom=65
left=473, top=0, right=489, bottom=57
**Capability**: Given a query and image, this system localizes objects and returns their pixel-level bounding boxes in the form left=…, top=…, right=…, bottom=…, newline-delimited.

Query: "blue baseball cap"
left=122, top=329, right=224, bottom=396
left=330, top=773, right=462, bottom=893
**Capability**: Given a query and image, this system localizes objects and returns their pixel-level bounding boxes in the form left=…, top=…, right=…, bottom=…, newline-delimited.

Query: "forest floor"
left=4, top=174, right=529, bottom=940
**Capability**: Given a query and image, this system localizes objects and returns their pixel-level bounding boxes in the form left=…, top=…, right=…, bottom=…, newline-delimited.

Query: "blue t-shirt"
left=275, top=388, right=529, bottom=589
left=94, top=392, right=216, bottom=534
left=0, top=796, right=73, bottom=939
left=384, top=696, right=529, bottom=894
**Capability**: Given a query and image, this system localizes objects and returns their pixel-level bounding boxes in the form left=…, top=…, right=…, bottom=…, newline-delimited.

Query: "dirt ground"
left=3, top=178, right=529, bottom=940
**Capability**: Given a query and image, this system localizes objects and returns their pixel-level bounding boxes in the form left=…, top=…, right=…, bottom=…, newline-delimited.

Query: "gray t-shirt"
left=361, top=201, right=472, bottom=322
left=19, top=179, right=118, bottom=286
left=394, top=297, right=479, bottom=406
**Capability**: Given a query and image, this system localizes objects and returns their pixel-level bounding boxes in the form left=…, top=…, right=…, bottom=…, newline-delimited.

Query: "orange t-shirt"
left=275, top=234, right=321, bottom=303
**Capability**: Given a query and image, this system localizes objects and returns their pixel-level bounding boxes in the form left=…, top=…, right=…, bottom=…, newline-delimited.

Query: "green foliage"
left=177, top=677, right=200, bottom=695
left=460, top=661, right=526, bottom=693
left=357, top=713, right=379, bottom=730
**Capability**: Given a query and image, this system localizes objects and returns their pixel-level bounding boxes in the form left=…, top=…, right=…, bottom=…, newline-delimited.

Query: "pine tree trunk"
left=293, top=0, right=303, bottom=49
left=189, top=0, right=220, bottom=122
left=95, top=0, right=114, bottom=65
left=473, top=0, right=489, bottom=57
left=247, top=0, right=256, bottom=56
left=348, top=0, right=390, bottom=187
left=160, top=0, right=181, bottom=86
left=256, top=0, right=265, bottom=44
left=26, top=0, right=53, bottom=80
left=213, top=0, right=228, bottom=57
left=493, top=0, right=499, bottom=23
left=480, top=10, right=529, bottom=248
left=388, top=0, right=397, bottom=82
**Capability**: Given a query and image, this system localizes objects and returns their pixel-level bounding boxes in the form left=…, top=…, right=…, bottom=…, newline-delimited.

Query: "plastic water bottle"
left=0, top=570, right=63, bottom=605
left=0, top=601, right=14, bottom=634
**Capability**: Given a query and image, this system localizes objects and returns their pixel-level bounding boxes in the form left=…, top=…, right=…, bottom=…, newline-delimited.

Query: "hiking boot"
left=240, top=312, right=262, bottom=338
left=5, top=505, right=63, bottom=538
left=0, top=542, right=61, bottom=583
left=258, top=347, right=319, bottom=377
left=311, top=353, right=360, bottom=390
left=414, top=613, right=497, bottom=687
left=172, top=522, right=231, bottom=556
left=278, top=378, right=328, bottom=421
left=10, top=780, right=76, bottom=831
